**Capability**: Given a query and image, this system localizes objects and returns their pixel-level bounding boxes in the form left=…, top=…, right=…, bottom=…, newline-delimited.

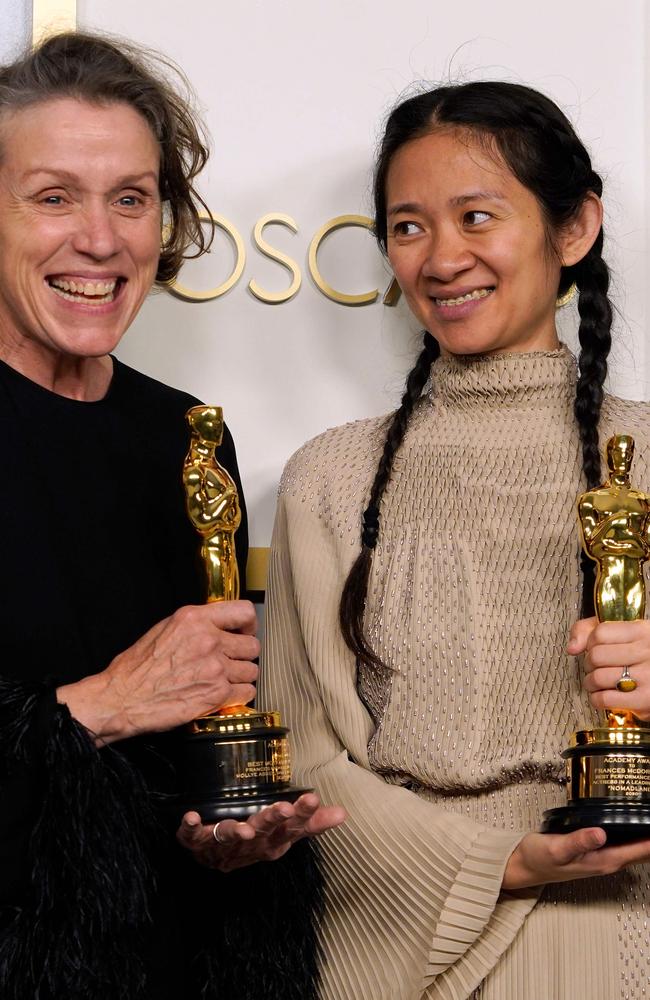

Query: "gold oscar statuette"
left=542, top=434, right=650, bottom=842
left=176, top=405, right=308, bottom=822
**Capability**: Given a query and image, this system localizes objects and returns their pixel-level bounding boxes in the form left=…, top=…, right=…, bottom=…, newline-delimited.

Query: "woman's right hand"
left=56, top=600, right=259, bottom=744
left=503, top=828, right=650, bottom=890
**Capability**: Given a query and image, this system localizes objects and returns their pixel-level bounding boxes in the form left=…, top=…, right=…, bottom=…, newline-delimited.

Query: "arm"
left=259, top=490, right=537, bottom=999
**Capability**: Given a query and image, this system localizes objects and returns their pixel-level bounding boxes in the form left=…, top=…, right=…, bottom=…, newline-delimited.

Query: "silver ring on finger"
left=616, top=665, right=637, bottom=693
left=212, top=821, right=226, bottom=844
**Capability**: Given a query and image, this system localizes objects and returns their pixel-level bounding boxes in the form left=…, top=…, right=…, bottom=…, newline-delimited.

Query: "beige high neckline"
left=430, top=344, right=577, bottom=409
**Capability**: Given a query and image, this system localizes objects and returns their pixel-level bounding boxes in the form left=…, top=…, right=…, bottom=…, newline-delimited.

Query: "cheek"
left=387, top=248, right=419, bottom=289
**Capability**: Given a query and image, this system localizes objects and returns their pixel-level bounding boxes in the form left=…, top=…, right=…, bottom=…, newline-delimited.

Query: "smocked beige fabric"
left=260, top=347, right=650, bottom=1000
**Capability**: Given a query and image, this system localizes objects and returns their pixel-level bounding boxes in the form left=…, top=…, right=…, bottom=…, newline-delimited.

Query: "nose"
left=422, top=224, right=475, bottom=282
left=71, top=203, right=121, bottom=260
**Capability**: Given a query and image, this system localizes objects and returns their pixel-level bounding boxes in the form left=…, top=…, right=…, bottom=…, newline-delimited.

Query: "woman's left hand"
left=568, top=616, right=650, bottom=721
left=176, top=793, right=346, bottom=873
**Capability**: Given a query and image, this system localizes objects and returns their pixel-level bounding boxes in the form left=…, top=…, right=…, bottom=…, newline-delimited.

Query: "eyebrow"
left=387, top=191, right=508, bottom=216
left=22, top=168, right=159, bottom=188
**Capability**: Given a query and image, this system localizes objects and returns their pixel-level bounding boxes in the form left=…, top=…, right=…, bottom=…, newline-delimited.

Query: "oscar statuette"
left=176, top=405, right=308, bottom=822
left=542, top=434, right=650, bottom=842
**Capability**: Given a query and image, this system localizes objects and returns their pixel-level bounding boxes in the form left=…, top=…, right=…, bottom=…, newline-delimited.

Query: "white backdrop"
left=7, top=1, right=650, bottom=562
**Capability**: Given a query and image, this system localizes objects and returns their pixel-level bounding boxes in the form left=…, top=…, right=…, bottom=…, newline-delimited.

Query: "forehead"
left=0, top=97, right=160, bottom=176
left=385, top=128, right=522, bottom=203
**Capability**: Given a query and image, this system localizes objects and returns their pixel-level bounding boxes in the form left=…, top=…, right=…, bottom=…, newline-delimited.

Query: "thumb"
left=176, top=811, right=204, bottom=846
left=567, top=616, right=598, bottom=655
left=554, top=826, right=606, bottom=864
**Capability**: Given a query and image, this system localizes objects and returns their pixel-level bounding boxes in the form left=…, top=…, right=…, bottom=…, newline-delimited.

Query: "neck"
left=0, top=340, right=113, bottom=401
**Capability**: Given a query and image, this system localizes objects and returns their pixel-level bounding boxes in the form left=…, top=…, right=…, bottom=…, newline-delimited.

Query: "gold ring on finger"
left=616, top=666, right=637, bottom=693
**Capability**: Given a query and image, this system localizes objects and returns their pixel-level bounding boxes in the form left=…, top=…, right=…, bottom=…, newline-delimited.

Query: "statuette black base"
left=178, top=784, right=310, bottom=823
left=177, top=708, right=310, bottom=823
left=541, top=801, right=650, bottom=844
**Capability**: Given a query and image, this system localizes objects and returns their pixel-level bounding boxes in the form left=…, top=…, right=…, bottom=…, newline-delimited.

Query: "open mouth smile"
left=434, top=287, right=494, bottom=307
left=47, top=276, right=124, bottom=305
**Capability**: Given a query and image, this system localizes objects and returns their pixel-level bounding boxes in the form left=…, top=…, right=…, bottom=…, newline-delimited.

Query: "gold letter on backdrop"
left=169, top=212, right=246, bottom=302
left=308, top=215, right=378, bottom=306
left=248, top=213, right=302, bottom=304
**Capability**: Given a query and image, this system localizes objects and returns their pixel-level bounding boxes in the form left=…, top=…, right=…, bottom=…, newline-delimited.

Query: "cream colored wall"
left=10, top=2, right=650, bottom=588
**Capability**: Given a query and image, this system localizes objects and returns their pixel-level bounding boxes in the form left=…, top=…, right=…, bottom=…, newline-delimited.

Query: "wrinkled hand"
left=568, top=616, right=650, bottom=721
left=176, top=793, right=347, bottom=873
left=503, top=827, right=650, bottom=890
left=57, top=600, right=259, bottom=743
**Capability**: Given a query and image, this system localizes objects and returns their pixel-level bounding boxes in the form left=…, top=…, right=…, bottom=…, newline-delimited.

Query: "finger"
left=567, top=617, right=598, bottom=655
left=584, top=642, right=642, bottom=672
left=550, top=827, right=607, bottom=865
left=218, top=632, right=261, bottom=661
left=583, top=666, right=628, bottom=693
left=205, top=600, right=258, bottom=635
left=596, top=837, right=650, bottom=869
left=290, top=792, right=321, bottom=820
left=211, top=819, right=257, bottom=843
left=219, top=683, right=257, bottom=708
left=588, top=688, right=648, bottom=717
left=287, top=805, right=348, bottom=838
left=247, top=802, right=296, bottom=835
left=586, top=620, right=650, bottom=649
left=176, top=811, right=206, bottom=846
left=221, top=659, right=259, bottom=685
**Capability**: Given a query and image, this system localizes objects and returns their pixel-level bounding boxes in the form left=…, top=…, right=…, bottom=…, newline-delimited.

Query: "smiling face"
left=385, top=129, right=569, bottom=357
left=0, top=97, right=161, bottom=374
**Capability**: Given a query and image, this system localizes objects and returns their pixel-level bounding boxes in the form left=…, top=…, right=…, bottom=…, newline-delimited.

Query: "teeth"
left=49, top=278, right=117, bottom=296
left=436, top=288, right=493, bottom=306
left=50, top=284, right=115, bottom=304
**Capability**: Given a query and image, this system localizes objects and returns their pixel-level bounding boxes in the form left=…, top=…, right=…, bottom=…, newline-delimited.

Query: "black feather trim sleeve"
left=0, top=679, right=326, bottom=1000
left=0, top=677, right=157, bottom=1000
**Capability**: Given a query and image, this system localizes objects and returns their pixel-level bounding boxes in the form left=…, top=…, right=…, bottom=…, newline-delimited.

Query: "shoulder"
left=602, top=393, right=650, bottom=441
left=279, top=414, right=391, bottom=509
left=602, top=393, right=650, bottom=484
left=111, top=358, right=201, bottom=418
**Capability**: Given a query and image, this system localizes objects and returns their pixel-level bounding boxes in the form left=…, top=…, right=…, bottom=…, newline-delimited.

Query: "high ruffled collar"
left=429, top=344, right=577, bottom=409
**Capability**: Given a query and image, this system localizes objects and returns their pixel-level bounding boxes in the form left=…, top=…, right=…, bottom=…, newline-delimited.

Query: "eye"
left=392, top=220, right=422, bottom=237
left=464, top=210, right=491, bottom=226
left=40, top=193, right=66, bottom=206
left=116, top=194, right=141, bottom=208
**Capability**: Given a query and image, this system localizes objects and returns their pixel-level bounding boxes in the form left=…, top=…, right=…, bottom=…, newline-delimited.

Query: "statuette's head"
left=187, top=405, right=223, bottom=446
left=606, top=434, right=634, bottom=476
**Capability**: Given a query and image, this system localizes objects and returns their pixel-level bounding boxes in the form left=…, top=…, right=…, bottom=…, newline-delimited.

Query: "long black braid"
left=339, top=332, right=439, bottom=666
left=340, top=81, right=614, bottom=668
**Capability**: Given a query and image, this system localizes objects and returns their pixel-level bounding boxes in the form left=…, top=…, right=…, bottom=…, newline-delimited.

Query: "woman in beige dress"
left=261, top=82, right=650, bottom=1000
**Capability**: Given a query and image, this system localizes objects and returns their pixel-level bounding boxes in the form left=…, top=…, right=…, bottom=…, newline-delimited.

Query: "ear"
left=558, top=192, right=603, bottom=267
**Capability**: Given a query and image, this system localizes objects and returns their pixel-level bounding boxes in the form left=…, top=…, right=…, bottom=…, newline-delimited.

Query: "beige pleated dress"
left=260, top=348, right=650, bottom=1000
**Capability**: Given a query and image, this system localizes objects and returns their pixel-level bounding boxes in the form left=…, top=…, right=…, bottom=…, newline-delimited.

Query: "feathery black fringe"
left=0, top=678, right=158, bottom=1000
left=191, top=839, right=325, bottom=1000
left=0, top=680, right=326, bottom=999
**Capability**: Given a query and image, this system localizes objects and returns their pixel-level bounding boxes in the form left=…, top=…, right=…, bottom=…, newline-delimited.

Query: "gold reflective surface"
left=308, top=214, right=378, bottom=305
left=248, top=213, right=302, bottom=304
left=578, top=434, right=650, bottom=730
left=169, top=213, right=246, bottom=302
left=184, top=406, right=241, bottom=603
left=183, top=405, right=265, bottom=724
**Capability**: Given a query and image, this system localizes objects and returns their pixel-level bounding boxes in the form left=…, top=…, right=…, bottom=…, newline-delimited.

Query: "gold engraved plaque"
left=177, top=405, right=308, bottom=822
left=542, top=434, right=650, bottom=842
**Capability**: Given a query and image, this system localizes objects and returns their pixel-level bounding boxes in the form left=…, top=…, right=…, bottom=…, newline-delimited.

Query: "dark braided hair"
left=340, top=81, right=612, bottom=667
